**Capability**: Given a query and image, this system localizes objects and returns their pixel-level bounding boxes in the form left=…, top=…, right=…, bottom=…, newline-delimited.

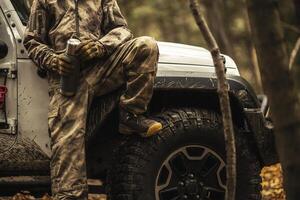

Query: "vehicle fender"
left=153, top=75, right=279, bottom=166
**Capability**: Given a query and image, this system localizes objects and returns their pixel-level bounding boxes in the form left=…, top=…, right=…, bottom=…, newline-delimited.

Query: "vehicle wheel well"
left=150, top=89, right=246, bottom=129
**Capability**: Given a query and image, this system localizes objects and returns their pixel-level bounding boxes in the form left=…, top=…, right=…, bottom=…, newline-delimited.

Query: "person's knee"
left=134, top=36, right=159, bottom=57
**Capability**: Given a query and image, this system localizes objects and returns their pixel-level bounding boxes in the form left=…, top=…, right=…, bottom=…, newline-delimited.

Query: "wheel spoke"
left=182, top=147, right=210, bottom=160
left=199, top=153, right=219, bottom=177
left=159, top=186, right=180, bottom=200
left=217, top=163, right=226, bottom=189
left=185, top=146, right=205, bottom=158
left=155, top=145, right=226, bottom=200
left=156, top=162, right=173, bottom=192
left=169, top=153, right=188, bottom=177
left=202, top=186, right=225, bottom=199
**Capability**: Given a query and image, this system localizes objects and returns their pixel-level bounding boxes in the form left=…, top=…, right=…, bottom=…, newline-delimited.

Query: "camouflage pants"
left=48, top=37, right=158, bottom=200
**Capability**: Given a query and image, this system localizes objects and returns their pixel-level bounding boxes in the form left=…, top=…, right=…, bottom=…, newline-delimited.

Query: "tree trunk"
left=245, top=9, right=263, bottom=93
left=277, top=0, right=300, bottom=107
left=277, top=0, right=298, bottom=53
left=247, top=0, right=300, bottom=199
left=294, top=0, right=300, bottom=26
left=202, top=0, right=235, bottom=57
left=222, top=0, right=262, bottom=93
left=189, top=1, right=236, bottom=199
left=290, top=38, right=300, bottom=70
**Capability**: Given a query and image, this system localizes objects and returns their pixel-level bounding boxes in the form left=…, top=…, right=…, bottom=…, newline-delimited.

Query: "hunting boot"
left=119, top=108, right=163, bottom=137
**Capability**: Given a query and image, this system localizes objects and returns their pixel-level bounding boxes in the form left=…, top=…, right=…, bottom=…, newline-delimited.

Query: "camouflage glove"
left=76, top=40, right=106, bottom=61
left=49, top=54, right=75, bottom=76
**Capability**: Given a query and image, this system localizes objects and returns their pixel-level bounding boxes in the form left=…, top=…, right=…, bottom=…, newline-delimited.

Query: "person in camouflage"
left=23, top=0, right=162, bottom=199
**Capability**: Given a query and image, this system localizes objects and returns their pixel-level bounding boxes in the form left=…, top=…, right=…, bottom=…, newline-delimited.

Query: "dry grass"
left=2, top=164, right=285, bottom=200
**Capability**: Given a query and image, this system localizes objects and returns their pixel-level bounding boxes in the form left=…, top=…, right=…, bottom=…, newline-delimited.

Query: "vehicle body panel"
left=0, top=6, right=17, bottom=138
left=18, top=59, right=50, bottom=156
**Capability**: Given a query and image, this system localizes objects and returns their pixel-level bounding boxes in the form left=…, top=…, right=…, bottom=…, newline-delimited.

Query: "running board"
left=0, top=176, right=105, bottom=196
left=0, top=176, right=50, bottom=197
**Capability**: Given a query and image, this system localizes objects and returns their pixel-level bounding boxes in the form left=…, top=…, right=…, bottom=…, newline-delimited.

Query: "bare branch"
left=189, top=0, right=236, bottom=199
left=289, top=37, right=300, bottom=70
left=282, top=22, right=300, bottom=34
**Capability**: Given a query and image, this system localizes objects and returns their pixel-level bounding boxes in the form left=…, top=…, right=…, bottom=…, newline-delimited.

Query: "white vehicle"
left=0, top=0, right=278, bottom=199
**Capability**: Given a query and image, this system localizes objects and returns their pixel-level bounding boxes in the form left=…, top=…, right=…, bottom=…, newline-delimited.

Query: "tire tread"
left=107, top=108, right=262, bottom=200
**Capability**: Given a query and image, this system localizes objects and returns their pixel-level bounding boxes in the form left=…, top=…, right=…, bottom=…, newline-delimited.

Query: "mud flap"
left=245, top=108, right=279, bottom=166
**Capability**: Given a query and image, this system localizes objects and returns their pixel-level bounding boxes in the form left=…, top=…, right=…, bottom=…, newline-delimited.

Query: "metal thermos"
left=60, top=38, right=81, bottom=96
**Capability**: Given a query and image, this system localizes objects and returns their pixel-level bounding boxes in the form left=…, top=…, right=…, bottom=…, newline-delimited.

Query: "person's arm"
left=23, top=0, right=55, bottom=70
left=99, top=0, right=133, bottom=55
left=76, top=0, right=133, bottom=61
left=23, top=0, right=73, bottom=76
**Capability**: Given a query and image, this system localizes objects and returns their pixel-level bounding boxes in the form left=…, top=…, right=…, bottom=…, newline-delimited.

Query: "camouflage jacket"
left=23, top=0, right=132, bottom=87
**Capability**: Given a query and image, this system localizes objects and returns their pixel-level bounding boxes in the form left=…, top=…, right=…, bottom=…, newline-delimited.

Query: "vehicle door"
left=0, top=1, right=18, bottom=155
left=0, top=0, right=50, bottom=157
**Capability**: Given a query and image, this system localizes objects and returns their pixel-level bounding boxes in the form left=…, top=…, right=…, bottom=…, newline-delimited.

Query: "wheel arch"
left=151, top=75, right=260, bottom=130
left=150, top=75, right=279, bottom=166
left=150, top=89, right=246, bottom=130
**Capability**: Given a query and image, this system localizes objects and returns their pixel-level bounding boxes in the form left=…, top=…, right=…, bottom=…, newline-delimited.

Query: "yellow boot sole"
left=119, top=122, right=163, bottom=138
left=145, top=122, right=163, bottom=137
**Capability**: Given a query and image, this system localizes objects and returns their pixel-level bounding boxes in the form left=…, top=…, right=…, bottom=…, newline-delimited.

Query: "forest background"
left=10, top=0, right=299, bottom=199
left=117, top=0, right=299, bottom=199
left=118, top=0, right=299, bottom=93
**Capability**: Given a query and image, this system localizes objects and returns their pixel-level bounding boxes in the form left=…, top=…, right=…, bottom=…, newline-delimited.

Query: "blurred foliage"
left=118, top=0, right=259, bottom=89
left=118, top=0, right=299, bottom=92
left=119, top=0, right=204, bottom=45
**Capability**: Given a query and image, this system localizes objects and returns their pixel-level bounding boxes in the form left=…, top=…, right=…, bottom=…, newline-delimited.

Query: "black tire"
left=107, top=108, right=262, bottom=200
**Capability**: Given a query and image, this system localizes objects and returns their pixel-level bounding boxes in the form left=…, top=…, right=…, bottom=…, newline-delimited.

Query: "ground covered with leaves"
left=1, top=164, right=285, bottom=200
left=1, top=194, right=106, bottom=200
left=261, top=164, right=286, bottom=200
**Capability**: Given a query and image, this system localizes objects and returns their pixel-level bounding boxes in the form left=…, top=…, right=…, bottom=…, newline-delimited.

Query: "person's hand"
left=76, top=39, right=105, bottom=61
left=50, top=54, right=74, bottom=76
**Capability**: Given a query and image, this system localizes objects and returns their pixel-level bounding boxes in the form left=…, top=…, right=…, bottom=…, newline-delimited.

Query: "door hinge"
left=0, top=64, right=17, bottom=79
left=7, top=69, right=17, bottom=79
left=0, top=118, right=17, bottom=135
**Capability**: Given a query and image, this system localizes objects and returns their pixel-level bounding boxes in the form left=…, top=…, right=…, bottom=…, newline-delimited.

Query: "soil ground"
left=0, top=164, right=285, bottom=200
